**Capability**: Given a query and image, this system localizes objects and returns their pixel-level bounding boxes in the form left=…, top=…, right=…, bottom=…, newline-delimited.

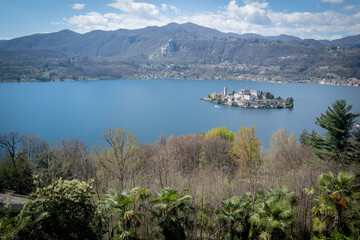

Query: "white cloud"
left=51, top=21, right=63, bottom=25
left=162, top=4, right=179, bottom=14
left=67, top=11, right=170, bottom=32
left=175, top=0, right=360, bottom=39
left=343, top=4, right=360, bottom=12
left=67, top=0, right=180, bottom=32
left=107, top=0, right=160, bottom=19
left=72, top=3, right=85, bottom=10
left=321, top=0, right=343, bottom=4
left=66, top=0, right=360, bottom=39
left=161, top=3, right=167, bottom=11
left=67, top=12, right=109, bottom=32
left=226, top=0, right=271, bottom=25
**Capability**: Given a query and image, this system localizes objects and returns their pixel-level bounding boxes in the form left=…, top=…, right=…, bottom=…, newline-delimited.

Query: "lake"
left=0, top=79, right=359, bottom=148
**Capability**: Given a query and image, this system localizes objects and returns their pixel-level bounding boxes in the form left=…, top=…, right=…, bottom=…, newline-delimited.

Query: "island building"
left=203, top=87, right=292, bottom=109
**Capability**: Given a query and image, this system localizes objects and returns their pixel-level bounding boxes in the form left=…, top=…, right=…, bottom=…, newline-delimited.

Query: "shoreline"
left=0, top=77, right=359, bottom=87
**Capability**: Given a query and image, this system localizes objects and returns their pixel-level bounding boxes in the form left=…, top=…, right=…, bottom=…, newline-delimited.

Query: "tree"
left=151, top=187, right=194, bottom=240
left=0, top=132, right=21, bottom=163
left=307, top=172, right=360, bottom=239
left=220, top=193, right=252, bottom=240
left=1, top=178, right=101, bottom=240
left=199, top=135, right=235, bottom=174
left=264, top=92, right=274, bottom=99
left=269, top=128, right=296, bottom=151
left=93, top=127, right=141, bottom=192
left=299, top=129, right=326, bottom=152
left=205, top=126, right=234, bottom=142
left=20, top=134, right=49, bottom=164
left=0, top=151, right=33, bottom=194
left=285, top=97, right=294, bottom=108
left=220, top=188, right=297, bottom=240
left=0, top=132, right=22, bottom=193
left=249, top=188, right=297, bottom=240
left=264, top=128, right=298, bottom=187
left=144, top=135, right=178, bottom=189
left=315, top=99, right=359, bottom=160
left=230, top=125, right=261, bottom=177
left=197, top=189, right=217, bottom=240
left=347, top=126, right=360, bottom=162
left=231, top=125, right=262, bottom=206
left=0, top=202, right=49, bottom=240
left=99, top=187, right=150, bottom=239
left=34, top=138, right=94, bottom=187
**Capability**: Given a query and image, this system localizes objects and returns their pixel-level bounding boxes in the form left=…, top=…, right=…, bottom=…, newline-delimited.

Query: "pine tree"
left=315, top=99, right=359, bottom=159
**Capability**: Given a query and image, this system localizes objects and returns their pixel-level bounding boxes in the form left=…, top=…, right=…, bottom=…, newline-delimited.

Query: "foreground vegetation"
left=0, top=99, right=359, bottom=239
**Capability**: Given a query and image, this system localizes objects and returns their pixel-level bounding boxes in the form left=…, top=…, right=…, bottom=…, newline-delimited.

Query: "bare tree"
left=0, top=132, right=21, bottom=164
left=33, top=138, right=94, bottom=186
left=0, top=132, right=34, bottom=194
left=200, top=135, right=236, bottom=175
left=93, top=127, right=141, bottom=192
left=166, top=134, right=204, bottom=174
left=145, top=135, right=178, bottom=189
left=21, top=133, right=49, bottom=163
left=0, top=132, right=21, bottom=188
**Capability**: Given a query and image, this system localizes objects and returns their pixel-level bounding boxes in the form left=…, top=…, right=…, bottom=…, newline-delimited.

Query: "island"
left=202, top=87, right=294, bottom=108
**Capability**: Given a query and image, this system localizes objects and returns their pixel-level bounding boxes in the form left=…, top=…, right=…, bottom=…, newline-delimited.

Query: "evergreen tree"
left=315, top=100, right=359, bottom=160
left=347, top=126, right=360, bottom=162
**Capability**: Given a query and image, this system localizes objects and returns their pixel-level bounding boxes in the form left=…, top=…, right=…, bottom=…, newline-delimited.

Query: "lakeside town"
left=131, top=63, right=360, bottom=87
left=202, top=87, right=294, bottom=108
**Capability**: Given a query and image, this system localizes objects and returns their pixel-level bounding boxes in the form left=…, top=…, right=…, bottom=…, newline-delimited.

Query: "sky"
left=0, top=0, right=359, bottom=40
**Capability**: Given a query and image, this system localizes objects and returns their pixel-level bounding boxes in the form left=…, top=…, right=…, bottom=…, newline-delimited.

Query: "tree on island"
left=264, top=92, right=274, bottom=99
left=286, top=97, right=294, bottom=108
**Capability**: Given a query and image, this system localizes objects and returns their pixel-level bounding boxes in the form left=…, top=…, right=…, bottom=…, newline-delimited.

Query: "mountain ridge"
left=1, top=22, right=360, bottom=53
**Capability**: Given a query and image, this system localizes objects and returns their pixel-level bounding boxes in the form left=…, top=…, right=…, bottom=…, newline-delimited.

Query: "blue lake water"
left=0, top=79, right=359, bottom=148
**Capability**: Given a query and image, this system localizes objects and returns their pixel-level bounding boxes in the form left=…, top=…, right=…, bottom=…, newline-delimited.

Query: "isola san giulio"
left=202, top=87, right=294, bottom=108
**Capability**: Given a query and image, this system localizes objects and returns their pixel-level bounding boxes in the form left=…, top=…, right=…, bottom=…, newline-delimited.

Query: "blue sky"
left=1, top=0, right=359, bottom=40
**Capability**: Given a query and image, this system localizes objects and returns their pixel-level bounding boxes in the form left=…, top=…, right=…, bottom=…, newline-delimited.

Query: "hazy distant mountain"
left=1, top=22, right=359, bottom=59
left=264, top=34, right=302, bottom=42
left=327, top=35, right=360, bottom=49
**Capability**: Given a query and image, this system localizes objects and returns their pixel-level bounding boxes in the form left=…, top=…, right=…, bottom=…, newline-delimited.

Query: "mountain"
left=1, top=22, right=359, bottom=58
left=0, top=29, right=81, bottom=51
left=0, top=22, right=359, bottom=83
left=264, top=34, right=302, bottom=42
left=330, top=35, right=360, bottom=48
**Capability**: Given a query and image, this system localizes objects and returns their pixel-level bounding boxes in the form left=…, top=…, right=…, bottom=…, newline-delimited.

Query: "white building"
left=250, top=90, right=260, bottom=98
left=233, top=93, right=240, bottom=101
left=238, top=89, right=260, bottom=101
